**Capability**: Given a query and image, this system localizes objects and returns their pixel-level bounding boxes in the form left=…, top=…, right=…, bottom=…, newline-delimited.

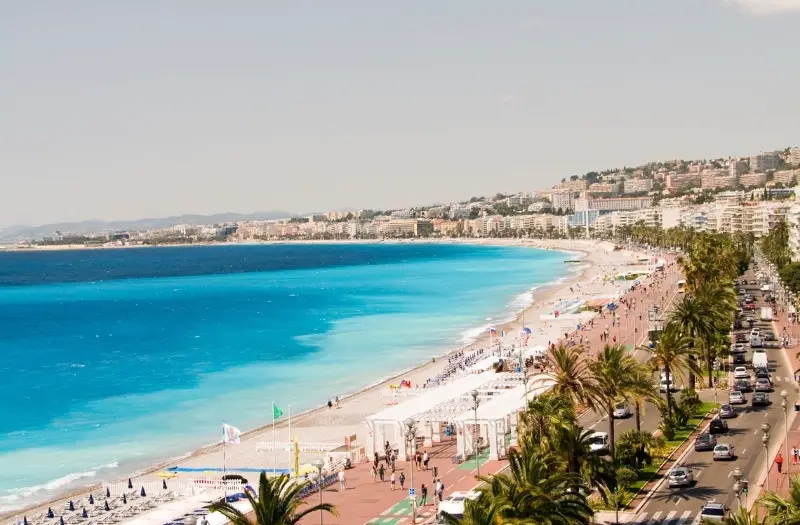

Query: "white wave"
left=0, top=470, right=98, bottom=511
left=70, top=364, right=86, bottom=368
left=90, top=461, right=119, bottom=470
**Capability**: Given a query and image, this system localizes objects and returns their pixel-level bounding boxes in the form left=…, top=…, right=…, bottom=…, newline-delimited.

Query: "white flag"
left=222, top=423, right=241, bottom=444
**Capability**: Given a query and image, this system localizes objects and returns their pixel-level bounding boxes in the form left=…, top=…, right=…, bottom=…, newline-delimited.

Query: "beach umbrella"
left=47, top=508, right=54, bottom=519
left=521, top=327, right=531, bottom=334
left=68, top=501, right=74, bottom=512
left=162, top=479, right=168, bottom=490
left=82, top=508, right=88, bottom=519
left=122, top=494, right=127, bottom=505
left=105, top=487, right=110, bottom=498
left=88, top=494, right=94, bottom=505
left=140, top=487, right=146, bottom=498
left=127, top=478, right=133, bottom=489
left=104, top=501, right=110, bottom=512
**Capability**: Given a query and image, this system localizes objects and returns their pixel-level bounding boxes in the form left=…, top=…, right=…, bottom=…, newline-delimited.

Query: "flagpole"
left=272, top=401, right=277, bottom=475
left=288, top=405, right=292, bottom=472
left=222, top=424, right=227, bottom=499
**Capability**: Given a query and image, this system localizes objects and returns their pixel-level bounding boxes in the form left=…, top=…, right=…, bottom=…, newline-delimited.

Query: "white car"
left=733, top=367, right=749, bottom=380
left=588, top=432, right=610, bottom=453
left=668, top=467, right=694, bottom=488
left=751, top=327, right=761, bottom=335
left=693, top=502, right=727, bottom=523
left=713, top=443, right=735, bottom=461
left=731, top=343, right=745, bottom=353
left=613, top=403, right=631, bottom=419
left=729, top=391, right=746, bottom=404
left=660, top=378, right=678, bottom=393
left=436, top=491, right=481, bottom=523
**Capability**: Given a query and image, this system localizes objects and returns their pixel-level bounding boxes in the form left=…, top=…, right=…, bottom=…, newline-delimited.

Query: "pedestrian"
left=415, top=451, right=422, bottom=469
left=420, top=484, right=428, bottom=506
left=399, top=472, right=405, bottom=489
left=436, top=479, right=445, bottom=502
left=371, top=465, right=377, bottom=482
left=793, top=445, right=799, bottom=465
left=379, top=464, right=385, bottom=482
left=776, top=453, right=784, bottom=473
left=338, top=469, right=346, bottom=491
left=432, top=465, right=438, bottom=480
left=374, top=452, right=379, bottom=469
left=390, top=471, right=396, bottom=490
left=423, top=451, right=430, bottom=470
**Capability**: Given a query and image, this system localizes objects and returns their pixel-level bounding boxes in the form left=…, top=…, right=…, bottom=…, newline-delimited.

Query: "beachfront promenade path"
left=297, top=251, right=684, bottom=525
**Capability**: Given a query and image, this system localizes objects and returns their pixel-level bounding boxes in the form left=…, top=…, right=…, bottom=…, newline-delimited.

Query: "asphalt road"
left=631, top=267, right=797, bottom=524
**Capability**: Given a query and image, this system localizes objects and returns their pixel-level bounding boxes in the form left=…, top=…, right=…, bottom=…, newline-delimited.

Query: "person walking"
left=420, top=484, right=428, bottom=507
left=379, top=464, right=385, bottom=482
left=399, top=472, right=405, bottom=490
left=338, top=469, right=346, bottom=491
left=436, top=479, right=444, bottom=503
left=423, top=451, right=430, bottom=470
left=432, top=464, right=438, bottom=480
left=371, top=465, right=377, bottom=482
left=792, top=445, right=799, bottom=465
left=390, top=471, right=396, bottom=491
left=776, top=453, right=784, bottom=474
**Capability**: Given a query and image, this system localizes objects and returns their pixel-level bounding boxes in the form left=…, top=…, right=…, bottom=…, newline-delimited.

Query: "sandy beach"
left=1, top=238, right=659, bottom=522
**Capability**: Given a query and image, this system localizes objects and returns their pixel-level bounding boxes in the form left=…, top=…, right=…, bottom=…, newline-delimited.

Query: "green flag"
left=273, top=404, right=283, bottom=420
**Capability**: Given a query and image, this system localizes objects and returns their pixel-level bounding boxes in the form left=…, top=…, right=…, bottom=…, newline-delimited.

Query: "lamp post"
left=731, top=467, right=743, bottom=511
left=405, top=419, right=417, bottom=524
left=761, top=423, right=771, bottom=489
left=311, top=459, right=325, bottom=525
left=471, top=389, right=481, bottom=478
left=782, top=390, right=790, bottom=474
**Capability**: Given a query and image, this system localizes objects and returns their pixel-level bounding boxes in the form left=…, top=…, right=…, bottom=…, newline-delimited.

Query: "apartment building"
left=382, top=219, right=433, bottom=237
left=390, top=209, right=415, bottom=219
left=788, top=192, right=800, bottom=261
left=701, top=171, right=736, bottom=189
left=774, top=169, right=800, bottom=185
left=505, top=194, right=531, bottom=207
left=739, top=172, right=767, bottom=188
left=665, top=173, right=701, bottom=192
left=527, top=201, right=551, bottom=213
left=623, top=178, right=653, bottom=194
left=573, top=196, right=653, bottom=212
left=750, top=151, right=781, bottom=172
left=587, top=182, right=622, bottom=196
left=789, top=148, right=800, bottom=167
left=549, top=190, right=576, bottom=211
left=448, top=204, right=472, bottom=219
left=716, top=190, right=746, bottom=202
left=556, top=179, right=589, bottom=191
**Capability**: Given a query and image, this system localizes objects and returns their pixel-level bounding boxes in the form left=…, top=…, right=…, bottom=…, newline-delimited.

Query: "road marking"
left=754, top=429, right=760, bottom=435
left=664, top=510, right=677, bottom=523
left=647, top=511, right=663, bottom=525
left=694, top=469, right=702, bottom=479
left=679, top=510, right=693, bottom=524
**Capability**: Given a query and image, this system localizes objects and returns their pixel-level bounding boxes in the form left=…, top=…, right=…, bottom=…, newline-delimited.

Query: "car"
left=751, top=280, right=758, bottom=285
left=436, top=491, right=481, bottom=523
left=732, top=354, right=746, bottom=364
left=613, top=403, right=631, bottom=419
left=731, top=344, right=746, bottom=354
left=751, top=327, right=761, bottom=335
left=668, top=466, right=694, bottom=488
left=694, top=433, right=718, bottom=451
left=764, top=331, right=777, bottom=341
left=729, top=391, right=746, bottom=404
left=588, top=432, right=609, bottom=453
left=734, top=366, right=749, bottom=379
left=755, top=369, right=771, bottom=381
left=659, top=378, right=678, bottom=393
left=746, top=315, right=755, bottom=323
left=735, top=333, right=748, bottom=343
left=693, top=502, right=727, bottom=523
left=713, top=443, right=735, bottom=461
left=753, top=392, right=771, bottom=406
left=746, top=303, right=756, bottom=310
left=755, top=378, right=772, bottom=392
left=739, top=288, right=746, bottom=295
left=719, top=404, right=736, bottom=418
left=709, top=418, right=729, bottom=434
left=735, top=379, right=751, bottom=392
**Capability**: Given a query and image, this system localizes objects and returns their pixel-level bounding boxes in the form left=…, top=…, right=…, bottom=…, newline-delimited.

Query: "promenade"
left=297, top=251, right=684, bottom=525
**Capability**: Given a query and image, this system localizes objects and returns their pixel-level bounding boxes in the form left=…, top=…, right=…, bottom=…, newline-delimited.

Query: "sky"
left=1, top=0, right=800, bottom=228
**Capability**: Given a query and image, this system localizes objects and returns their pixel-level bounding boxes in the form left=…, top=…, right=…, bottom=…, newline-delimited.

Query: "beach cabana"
left=452, top=376, right=555, bottom=461
left=363, top=372, right=498, bottom=460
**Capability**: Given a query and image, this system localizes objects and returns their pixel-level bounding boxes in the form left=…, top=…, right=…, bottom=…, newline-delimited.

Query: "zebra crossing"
left=632, top=510, right=694, bottom=525
left=771, top=375, right=792, bottom=383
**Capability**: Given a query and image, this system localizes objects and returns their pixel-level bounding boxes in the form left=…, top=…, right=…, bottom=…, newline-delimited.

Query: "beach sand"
left=2, top=238, right=656, bottom=521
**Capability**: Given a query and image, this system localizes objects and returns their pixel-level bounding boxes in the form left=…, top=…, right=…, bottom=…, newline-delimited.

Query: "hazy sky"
left=2, top=1, right=800, bottom=227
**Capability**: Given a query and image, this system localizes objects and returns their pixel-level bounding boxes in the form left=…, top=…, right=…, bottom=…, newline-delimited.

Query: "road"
left=631, top=266, right=798, bottom=525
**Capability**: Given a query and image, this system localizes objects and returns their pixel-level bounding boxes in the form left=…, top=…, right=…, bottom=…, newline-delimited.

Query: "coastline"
left=1, top=239, right=644, bottom=521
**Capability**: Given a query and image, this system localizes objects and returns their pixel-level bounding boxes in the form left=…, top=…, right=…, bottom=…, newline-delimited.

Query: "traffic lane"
left=578, top=400, right=664, bottom=443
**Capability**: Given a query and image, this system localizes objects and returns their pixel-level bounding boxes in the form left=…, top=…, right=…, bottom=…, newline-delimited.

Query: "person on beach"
left=327, top=399, right=332, bottom=409
left=338, top=469, right=346, bottom=491
left=379, top=464, right=385, bottom=482
left=399, top=472, right=406, bottom=489
left=390, top=471, right=396, bottom=490
left=420, top=484, right=428, bottom=506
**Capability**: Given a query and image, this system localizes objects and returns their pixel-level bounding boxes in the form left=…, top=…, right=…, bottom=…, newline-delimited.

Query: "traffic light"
left=742, top=480, right=749, bottom=494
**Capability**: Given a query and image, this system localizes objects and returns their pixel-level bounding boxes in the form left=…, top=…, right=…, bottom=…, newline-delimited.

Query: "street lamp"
left=731, top=467, right=743, bottom=511
left=404, top=419, right=417, bottom=524
left=761, top=423, right=771, bottom=490
left=311, top=458, right=325, bottom=525
left=471, top=389, right=481, bottom=478
left=782, top=390, right=790, bottom=474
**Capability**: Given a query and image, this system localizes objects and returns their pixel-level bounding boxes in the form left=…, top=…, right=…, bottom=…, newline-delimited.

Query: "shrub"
left=616, top=467, right=638, bottom=492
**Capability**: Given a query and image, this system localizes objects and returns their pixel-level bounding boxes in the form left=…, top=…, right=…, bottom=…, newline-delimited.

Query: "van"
left=760, top=307, right=773, bottom=321
left=752, top=351, right=768, bottom=371
left=588, top=432, right=610, bottom=453
left=750, top=334, right=763, bottom=348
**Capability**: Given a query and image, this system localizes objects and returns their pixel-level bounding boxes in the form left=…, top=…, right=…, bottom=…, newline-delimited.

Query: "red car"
left=746, top=303, right=756, bottom=310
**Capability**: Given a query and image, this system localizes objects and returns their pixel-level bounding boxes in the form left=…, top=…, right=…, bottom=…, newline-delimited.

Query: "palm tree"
left=626, top=366, right=665, bottom=432
left=561, top=424, right=615, bottom=495
left=479, top=448, right=593, bottom=525
left=438, top=499, right=506, bottom=525
left=589, top=344, right=654, bottom=460
left=669, top=294, right=717, bottom=389
left=759, top=475, right=800, bottom=525
left=518, top=391, right=576, bottom=455
left=644, top=321, right=699, bottom=417
left=539, top=344, right=597, bottom=410
left=208, top=472, right=337, bottom=525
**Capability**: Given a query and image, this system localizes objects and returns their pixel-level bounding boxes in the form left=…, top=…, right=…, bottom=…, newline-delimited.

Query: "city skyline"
left=2, top=1, right=800, bottom=228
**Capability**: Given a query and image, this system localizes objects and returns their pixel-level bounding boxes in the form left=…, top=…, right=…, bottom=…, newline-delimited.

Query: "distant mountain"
left=0, top=211, right=295, bottom=241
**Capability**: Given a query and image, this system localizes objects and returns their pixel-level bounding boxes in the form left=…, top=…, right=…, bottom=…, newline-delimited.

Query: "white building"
left=750, top=151, right=781, bottom=172
left=549, top=190, right=575, bottom=211
left=623, top=178, right=653, bottom=194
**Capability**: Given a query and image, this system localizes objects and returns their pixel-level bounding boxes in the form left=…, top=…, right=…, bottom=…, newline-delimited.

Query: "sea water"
left=0, top=243, right=569, bottom=511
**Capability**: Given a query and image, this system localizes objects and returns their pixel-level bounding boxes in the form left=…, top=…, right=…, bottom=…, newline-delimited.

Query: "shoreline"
left=1, top=239, right=640, bottom=520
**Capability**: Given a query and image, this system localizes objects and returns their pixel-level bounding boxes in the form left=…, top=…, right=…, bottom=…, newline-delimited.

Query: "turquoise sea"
left=0, top=243, right=569, bottom=511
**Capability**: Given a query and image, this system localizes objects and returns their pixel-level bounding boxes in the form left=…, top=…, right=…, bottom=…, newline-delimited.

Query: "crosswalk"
left=632, top=510, right=694, bottom=525
left=771, top=376, right=793, bottom=383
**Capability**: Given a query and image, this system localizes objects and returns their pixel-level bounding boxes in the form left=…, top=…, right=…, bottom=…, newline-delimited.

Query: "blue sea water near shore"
left=0, top=243, right=570, bottom=512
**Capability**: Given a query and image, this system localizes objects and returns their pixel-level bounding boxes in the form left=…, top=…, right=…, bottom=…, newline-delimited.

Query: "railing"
left=255, top=441, right=341, bottom=453
left=187, top=478, right=245, bottom=493
left=297, top=474, right=338, bottom=500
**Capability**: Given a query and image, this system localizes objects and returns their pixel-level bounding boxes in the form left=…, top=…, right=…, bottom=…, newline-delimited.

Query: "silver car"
left=713, top=443, right=735, bottom=461
left=668, top=467, right=693, bottom=488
